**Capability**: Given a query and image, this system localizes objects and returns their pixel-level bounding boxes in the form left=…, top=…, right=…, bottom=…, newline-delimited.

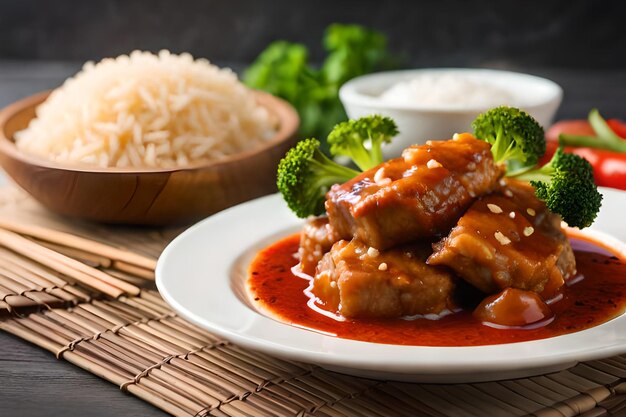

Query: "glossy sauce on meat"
left=248, top=234, right=626, bottom=346
left=473, top=288, right=554, bottom=328
left=326, top=134, right=503, bottom=250
left=429, top=179, right=575, bottom=296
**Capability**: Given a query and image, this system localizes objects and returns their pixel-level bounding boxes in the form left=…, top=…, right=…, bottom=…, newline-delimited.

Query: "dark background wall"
left=1, top=0, right=624, bottom=69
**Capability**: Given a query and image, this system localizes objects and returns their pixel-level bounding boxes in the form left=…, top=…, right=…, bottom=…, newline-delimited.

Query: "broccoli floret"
left=472, top=106, right=546, bottom=171
left=277, top=138, right=360, bottom=218
left=513, top=147, right=602, bottom=228
left=327, top=115, right=399, bottom=170
left=473, top=107, right=601, bottom=228
left=277, top=115, right=398, bottom=218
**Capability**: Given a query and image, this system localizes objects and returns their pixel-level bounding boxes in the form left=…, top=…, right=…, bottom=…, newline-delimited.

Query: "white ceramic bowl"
left=339, top=68, right=563, bottom=158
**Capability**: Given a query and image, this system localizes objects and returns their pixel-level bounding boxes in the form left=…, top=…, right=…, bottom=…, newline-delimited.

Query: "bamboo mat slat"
left=1, top=186, right=626, bottom=417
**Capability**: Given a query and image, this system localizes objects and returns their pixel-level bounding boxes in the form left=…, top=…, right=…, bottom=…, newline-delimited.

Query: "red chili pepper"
left=543, top=118, right=626, bottom=190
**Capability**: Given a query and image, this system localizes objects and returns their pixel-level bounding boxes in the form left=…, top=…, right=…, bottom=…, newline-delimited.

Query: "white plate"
left=156, top=188, right=626, bottom=383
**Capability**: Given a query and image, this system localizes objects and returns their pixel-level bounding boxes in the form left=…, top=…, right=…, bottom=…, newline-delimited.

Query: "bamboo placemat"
left=1, top=186, right=626, bottom=417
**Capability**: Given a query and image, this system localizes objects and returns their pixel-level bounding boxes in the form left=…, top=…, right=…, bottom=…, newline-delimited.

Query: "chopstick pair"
left=0, top=220, right=159, bottom=299
left=33, top=239, right=155, bottom=280
left=0, top=219, right=157, bottom=271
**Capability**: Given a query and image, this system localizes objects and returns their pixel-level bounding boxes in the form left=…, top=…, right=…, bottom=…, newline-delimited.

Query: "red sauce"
left=248, top=234, right=626, bottom=346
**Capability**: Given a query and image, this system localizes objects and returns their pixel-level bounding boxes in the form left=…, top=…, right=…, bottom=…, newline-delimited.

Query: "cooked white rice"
left=15, top=50, right=277, bottom=168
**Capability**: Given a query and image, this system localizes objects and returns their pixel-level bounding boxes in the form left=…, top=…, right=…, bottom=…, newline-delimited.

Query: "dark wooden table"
left=0, top=61, right=625, bottom=417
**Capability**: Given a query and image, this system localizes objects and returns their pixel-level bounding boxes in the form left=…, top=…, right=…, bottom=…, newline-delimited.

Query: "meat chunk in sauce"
left=298, top=216, right=337, bottom=276
left=326, top=134, right=502, bottom=250
left=313, top=239, right=457, bottom=318
left=428, top=180, right=576, bottom=296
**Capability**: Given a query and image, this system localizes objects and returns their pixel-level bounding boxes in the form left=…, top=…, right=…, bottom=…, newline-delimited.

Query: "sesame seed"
left=487, top=203, right=503, bottom=214
left=453, top=133, right=460, bottom=140
left=494, top=231, right=511, bottom=245
left=504, top=189, right=513, bottom=197
left=374, top=167, right=385, bottom=180
left=378, top=262, right=388, bottom=271
left=468, top=190, right=477, bottom=198
left=367, top=247, right=380, bottom=257
left=523, top=226, right=534, bottom=237
left=499, top=179, right=507, bottom=187
left=509, top=211, right=516, bottom=219
left=330, top=281, right=337, bottom=288
left=427, top=159, right=442, bottom=169
left=527, top=208, right=536, bottom=216
left=374, top=167, right=391, bottom=186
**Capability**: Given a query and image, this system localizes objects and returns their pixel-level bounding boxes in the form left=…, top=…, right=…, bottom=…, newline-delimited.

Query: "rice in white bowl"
left=15, top=50, right=277, bottom=168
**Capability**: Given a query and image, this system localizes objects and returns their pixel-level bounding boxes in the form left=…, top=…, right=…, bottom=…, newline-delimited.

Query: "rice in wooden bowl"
left=0, top=51, right=299, bottom=225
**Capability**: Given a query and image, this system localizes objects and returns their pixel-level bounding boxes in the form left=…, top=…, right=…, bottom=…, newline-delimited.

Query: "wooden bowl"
left=0, top=91, right=299, bottom=225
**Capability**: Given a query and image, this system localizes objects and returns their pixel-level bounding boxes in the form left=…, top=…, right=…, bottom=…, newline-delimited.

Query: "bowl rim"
left=0, top=89, right=300, bottom=174
left=339, top=67, right=564, bottom=113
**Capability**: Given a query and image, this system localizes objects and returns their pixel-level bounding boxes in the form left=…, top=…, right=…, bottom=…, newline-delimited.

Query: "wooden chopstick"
left=0, top=219, right=157, bottom=271
left=0, top=229, right=139, bottom=298
left=104, top=269, right=152, bottom=287
left=30, top=239, right=155, bottom=282
left=13, top=232, right=140, bottom=294
left=112, top=261, right=155, bottom=281
left=34, top=239, right=113, bottom=268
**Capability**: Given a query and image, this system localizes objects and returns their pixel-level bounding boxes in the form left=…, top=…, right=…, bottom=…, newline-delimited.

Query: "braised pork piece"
left=313, top=239, right=457, bottom=318
left=299, top=217, right=336, bottom=276
left=428, top=179, right=576, bottom=296
left=298, top=135, right=577, bottom=323
left=326, top=134, right=502, bottom=250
